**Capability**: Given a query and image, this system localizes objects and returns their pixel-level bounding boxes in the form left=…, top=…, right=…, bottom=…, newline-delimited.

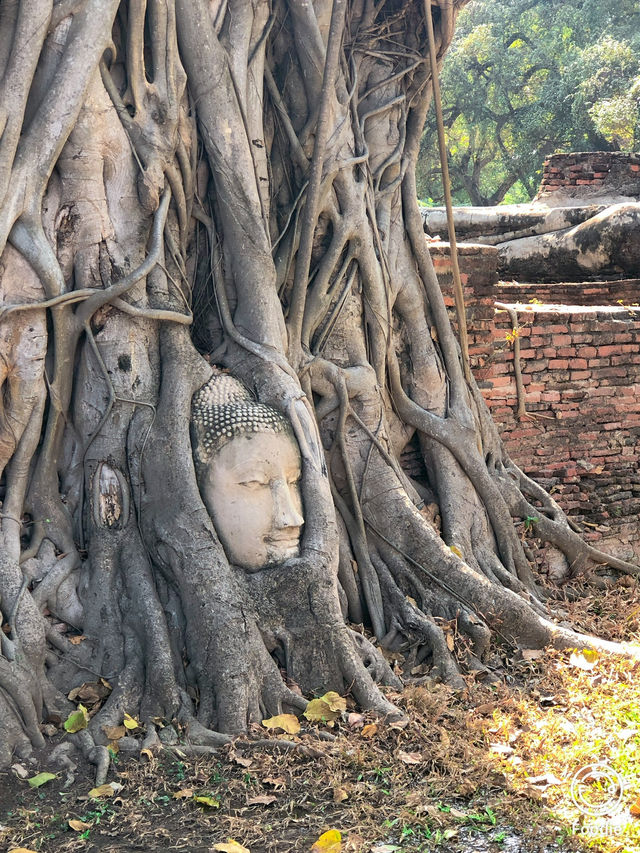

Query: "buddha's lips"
left=265, top=532, right=300, bottom=547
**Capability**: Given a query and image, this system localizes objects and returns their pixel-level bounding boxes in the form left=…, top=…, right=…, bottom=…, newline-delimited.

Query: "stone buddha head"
left=191, top=369, right=304, bottom=571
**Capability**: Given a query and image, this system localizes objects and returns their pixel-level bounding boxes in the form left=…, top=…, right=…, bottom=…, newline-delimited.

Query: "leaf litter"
left=1, top=580, right=639, bottom=852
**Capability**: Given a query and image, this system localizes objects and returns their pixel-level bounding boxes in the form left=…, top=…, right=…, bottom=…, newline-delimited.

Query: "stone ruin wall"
left=537, top=151, right=640, bottom=198
left=424, top=243, right=640, bottom=566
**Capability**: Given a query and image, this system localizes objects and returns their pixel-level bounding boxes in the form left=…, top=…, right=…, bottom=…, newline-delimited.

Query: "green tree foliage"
left=417, top=0, right=640, bottom=206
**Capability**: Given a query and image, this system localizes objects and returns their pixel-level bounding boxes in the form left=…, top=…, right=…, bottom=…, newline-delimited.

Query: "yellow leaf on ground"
left=213, top=841, right=251, bottom=853
left=304, top=699, right=337, bottom=723
left=569, top=649, right=599, bottom=671
left=361, top=723, right=378, bottom=738
left=261, top=713, right=301, bottom=734
left=311, top=829, right=342, bottom=852
left=69, top=820, right=92, bottom=831
left=449, top=544, right=463, bottom=559
left=8, top=848, right=39, bottom=853
left=304, top=692, right=346, bottom=724
left=319, top=691, right=347, bottom=713
left=63, top=704, right=89, bottom=733
left=631, top=796, right=640, bottom=817
left=123, top=712, right=140, bottom=729
left=193, top=795, right=220, bottom=807
left=88, top=782, right=122, bottom=798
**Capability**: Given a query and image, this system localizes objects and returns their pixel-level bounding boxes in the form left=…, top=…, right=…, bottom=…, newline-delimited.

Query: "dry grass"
left=1, top=578, right=639, bottom=853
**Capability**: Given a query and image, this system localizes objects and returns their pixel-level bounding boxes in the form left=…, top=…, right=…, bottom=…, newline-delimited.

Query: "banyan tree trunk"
left=0, top=0, right=636, bottom=773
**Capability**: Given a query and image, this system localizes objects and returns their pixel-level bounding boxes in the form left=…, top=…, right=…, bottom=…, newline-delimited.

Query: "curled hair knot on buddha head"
left=191, top=368, right=294, bottom=472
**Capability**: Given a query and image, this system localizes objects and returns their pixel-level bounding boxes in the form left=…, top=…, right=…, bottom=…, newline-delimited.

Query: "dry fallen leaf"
left=68, top=681, right=109, bottom=705
left=521, top=649, right=544, bottom=661
left=262, top=714, right=301, bottom=734
left=311, top=829, right=342, bottom=853
left=304, top=692, right=346, bottom=725
left=88, top=782, right=123, bottom=798
left=489, top=743, right=514, bottom=756
left=123, top=712, right=141, bottom=729
left=630, top=796, right=640, bottom=817
left=361, top=723, right=378, bottom=738
left=68, top=820, right=92, bottom=831
left=63, top=704, right=89, bottom=733
left=569, top=649, right=599, bottom=671
left=229, top=750, right=253, bottom=768
left=333, top=787, right=349, bottom=803
left=213, top=842, right=251, bottom=853
left=172, top=789, right=194, bottom=799
left=8, top=848, right=39, bottom=853
left=397, top=750, right=421, bottom=765
left=69, top=635, right=87, bottom=645
left=263, top=776, right=286, bottom=789
left=102, top=724, right=126, bottom=740
left=247, top=794, right=277, bottom=806
left=526, top=772, right=564, bottom=789
left=11, top=764, right=29, bottom=780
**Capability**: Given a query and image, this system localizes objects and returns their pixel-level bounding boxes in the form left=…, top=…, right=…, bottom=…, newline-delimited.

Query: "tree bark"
left=0, top=0, right=636, bottom=774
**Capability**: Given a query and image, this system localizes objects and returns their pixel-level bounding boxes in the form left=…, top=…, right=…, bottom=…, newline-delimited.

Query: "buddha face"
left=200, top=430, right=304, bottom=571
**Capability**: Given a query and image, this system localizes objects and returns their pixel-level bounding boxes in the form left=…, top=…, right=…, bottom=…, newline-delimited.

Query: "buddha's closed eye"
left=239, top=479, right=268, bottom=489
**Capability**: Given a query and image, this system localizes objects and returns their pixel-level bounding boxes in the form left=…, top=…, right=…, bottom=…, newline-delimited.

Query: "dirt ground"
left=1, top=578, right=639, bottom=853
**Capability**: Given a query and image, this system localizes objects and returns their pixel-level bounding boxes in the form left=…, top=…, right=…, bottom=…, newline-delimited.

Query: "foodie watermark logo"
left=570, top=763, right=632, bottom=839
left=570, top=763, right=625, bottom=817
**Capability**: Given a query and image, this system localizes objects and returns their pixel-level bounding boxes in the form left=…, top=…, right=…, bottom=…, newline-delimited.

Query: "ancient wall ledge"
left=537, top=151, right=640, bottom=198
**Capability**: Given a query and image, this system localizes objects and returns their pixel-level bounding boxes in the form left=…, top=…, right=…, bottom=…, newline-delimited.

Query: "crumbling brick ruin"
left=538, top=151, right=640, bottom=198
left=428, top=242, right=640, bottom=568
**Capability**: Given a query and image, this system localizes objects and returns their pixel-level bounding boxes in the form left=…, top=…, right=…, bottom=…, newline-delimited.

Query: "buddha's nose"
left=273, top=481, right=304, bottom=529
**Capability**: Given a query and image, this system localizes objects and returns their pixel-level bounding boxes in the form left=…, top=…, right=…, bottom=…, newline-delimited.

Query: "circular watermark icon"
left=570, top=763, right=625, bottom=817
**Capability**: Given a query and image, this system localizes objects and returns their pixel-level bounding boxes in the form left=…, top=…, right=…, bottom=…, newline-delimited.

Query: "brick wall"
left=429, top=242, right=497, bottom=379
left=496, top=279, right=640, bottom=307
left=427, top=244, right=640, bottom=563
left=538, top=151, right=640, bottom=197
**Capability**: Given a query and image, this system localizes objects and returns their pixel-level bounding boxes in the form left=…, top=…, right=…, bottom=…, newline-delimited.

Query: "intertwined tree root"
left=0, top=0, right=637, bottom=778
